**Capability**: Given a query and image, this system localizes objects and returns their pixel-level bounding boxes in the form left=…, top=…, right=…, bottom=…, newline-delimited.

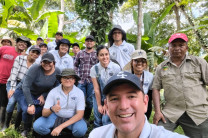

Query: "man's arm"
left=74, top=52, right=80, bottom=74
left=152, top=89, right=166, bottom=125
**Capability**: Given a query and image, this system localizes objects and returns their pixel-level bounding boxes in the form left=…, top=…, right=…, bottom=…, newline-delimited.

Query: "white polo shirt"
left=90, top=61, right=121, bottom=85
left=44, top=84, right=85, bottom=118
left=109, top=40, right=135, bottom=69
left=50, top=50, right=74, bottom=71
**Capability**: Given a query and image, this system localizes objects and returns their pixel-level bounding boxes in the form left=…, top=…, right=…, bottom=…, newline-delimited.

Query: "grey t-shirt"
left=21, top=64, right=61, bottom=105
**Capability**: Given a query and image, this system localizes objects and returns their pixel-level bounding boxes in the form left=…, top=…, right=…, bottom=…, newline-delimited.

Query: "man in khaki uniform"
left=152, top=33, right=208, bottom=138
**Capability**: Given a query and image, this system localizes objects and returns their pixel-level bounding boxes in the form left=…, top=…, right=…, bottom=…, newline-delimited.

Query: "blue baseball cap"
left=103, top=71, right=143, bottom=95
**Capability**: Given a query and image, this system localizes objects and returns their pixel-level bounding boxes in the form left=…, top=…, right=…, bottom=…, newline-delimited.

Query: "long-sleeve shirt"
left=21, top=64, right=61, bottom=105
left=74, top=49, right=98, bottom=84
left=7, top=55, right=34, bottom=91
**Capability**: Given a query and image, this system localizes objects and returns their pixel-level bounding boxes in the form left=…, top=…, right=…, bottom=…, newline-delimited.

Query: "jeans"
left=77, top=81, right=93, bottom=109
left=93, top=94, right=111, bottom=128
left=6, top=81, right=21, bottom=113
left=14, top=88, right=43, bottom=123
left=33, top=113, right=87, bottom=137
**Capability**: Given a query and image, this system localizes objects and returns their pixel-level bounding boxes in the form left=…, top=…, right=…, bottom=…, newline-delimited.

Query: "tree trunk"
left=174, top=0, right=207, bottom=49
left=58, top=0, right=64, bottom=32
left=173, top=5, right=180, bottom=31
left=137, top=0, right=142, bottom=50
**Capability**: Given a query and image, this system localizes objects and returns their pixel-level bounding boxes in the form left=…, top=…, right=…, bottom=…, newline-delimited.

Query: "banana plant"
left=0, top=0, right=63, bottom=40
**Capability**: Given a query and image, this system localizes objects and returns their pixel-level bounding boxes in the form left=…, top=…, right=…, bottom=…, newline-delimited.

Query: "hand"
left=153, top=111, right=166, bottom=125
left=27, top=105, right=35, bottom=115
left=38, top=95, right=45, bottom=106
left=102, top=105, right=107, bottom=115
left=51, top=100, right=61, bottom=113
left=8, top=90, right=15, bottom=99
left=98, top=105, right=104, bottom=114
left=51, top=126, right=63, bottom=136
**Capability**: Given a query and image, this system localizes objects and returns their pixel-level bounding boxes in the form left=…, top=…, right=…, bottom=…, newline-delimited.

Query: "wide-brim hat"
left=123, top=49, right=147, bottom=71
left=56, top=68, right=80, bottom=81
left=108, top=25, right=126, bottom=46
left=0, top=36, right=14, bottom=46
left=55, top=39, right=71, bottom=50
left=16, top=36, right=31, bottom=47
left=103, top=71, right=143, bottom=95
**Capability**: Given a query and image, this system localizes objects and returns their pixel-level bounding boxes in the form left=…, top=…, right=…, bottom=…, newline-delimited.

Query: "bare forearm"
left=152, top=89, right=161, bottom=113
left=42, top=108, right=52, bottom=117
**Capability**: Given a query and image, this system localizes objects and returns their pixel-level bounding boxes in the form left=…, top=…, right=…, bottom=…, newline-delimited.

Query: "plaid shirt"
left=7, top=55, right=33, bottom=90
left=74, top=49, right=98, bottom=83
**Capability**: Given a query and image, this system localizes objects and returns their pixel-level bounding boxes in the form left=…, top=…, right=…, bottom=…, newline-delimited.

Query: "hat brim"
left=103, top=79, right=142, bottom=95
left=16, top=38, right=31, bottom=47
left=56, top=74, right=81, bottom=82
left=40, top=58, right=54, bottom=63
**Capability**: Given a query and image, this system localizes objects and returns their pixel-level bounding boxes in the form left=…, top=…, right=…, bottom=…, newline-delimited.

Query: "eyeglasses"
left=133, top=59, right=146, bottom=64
left=62, top=76, right=75, bottom=80
left=113, top=31, right=122, bottom=35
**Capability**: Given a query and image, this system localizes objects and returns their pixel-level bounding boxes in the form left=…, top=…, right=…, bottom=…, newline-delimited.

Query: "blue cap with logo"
left=103, top=71, right=143, bottom=95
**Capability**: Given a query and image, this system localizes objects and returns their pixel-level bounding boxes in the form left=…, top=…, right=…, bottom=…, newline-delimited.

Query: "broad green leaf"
left=48, top=13, right=58, bottom=38
left=30, top=0, right=46, bottom=20
left=143, top=13, right=152, bottom=36
left=36, top=11, right=64, bottom=23
left=148, top=3, right=175, bottom=39
left=40, top=20, right=48, bottom=39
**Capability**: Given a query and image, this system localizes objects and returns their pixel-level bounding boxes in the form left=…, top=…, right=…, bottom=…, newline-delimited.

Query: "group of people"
left=0, top=25, right=207, bottom=138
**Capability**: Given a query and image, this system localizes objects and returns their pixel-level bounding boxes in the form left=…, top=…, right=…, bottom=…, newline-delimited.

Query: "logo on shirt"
left=123, top=48, right=128, bottom=53
left=112, top=52, right=116, bottom=56
left=3, top=54, right=14, bottom=60
left=71, top=97, right=76, bottom=100
left=64, top=61, right=68, bottom=64
left=117, top=71, right=127, bottom=78
left=138, top=51, right=143, bottom=55
left=163, top=66, right=168, bottom=71
left=109, top=72, right=114, bottom=76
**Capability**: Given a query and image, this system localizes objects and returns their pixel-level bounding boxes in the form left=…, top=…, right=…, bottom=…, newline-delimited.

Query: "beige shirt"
left=152, top=55, right=208, bottom=125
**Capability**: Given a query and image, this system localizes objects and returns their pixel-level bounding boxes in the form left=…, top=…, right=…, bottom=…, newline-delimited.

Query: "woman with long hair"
left=90, top=45, right=121, bottom=128
left=123, top=49, right=154, bottom=120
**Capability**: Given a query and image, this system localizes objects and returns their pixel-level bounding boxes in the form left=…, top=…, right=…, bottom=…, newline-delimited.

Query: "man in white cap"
left=152, top=33, right=208, bottom=137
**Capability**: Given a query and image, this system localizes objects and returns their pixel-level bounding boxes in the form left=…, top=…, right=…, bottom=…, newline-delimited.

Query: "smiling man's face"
left=105, top=83, right=148, bottom=136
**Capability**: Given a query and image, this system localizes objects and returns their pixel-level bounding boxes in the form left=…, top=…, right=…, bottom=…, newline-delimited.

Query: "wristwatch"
left=28, top=104, right=33, bottom=107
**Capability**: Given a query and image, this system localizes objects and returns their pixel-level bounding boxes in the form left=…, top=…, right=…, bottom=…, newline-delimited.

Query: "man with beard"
left=74, top=35, right=98, bottom=121
left=0, top=36, right=31, bottom=129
